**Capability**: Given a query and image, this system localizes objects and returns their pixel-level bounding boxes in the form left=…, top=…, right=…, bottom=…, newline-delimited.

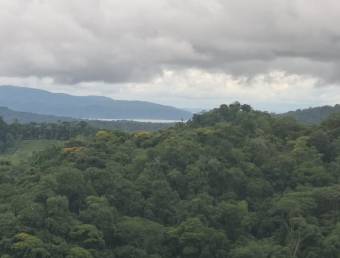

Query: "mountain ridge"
left=0, top=85, right=192, bottom=120
left=281, top=104, right=340, bottom=124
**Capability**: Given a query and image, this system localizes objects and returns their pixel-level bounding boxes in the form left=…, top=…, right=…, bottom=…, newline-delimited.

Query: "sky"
left=1, top=0, right=340, bottom=112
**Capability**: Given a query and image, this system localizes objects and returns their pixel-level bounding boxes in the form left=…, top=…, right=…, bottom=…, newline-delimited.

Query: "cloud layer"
left=1, top=0, right=340, bottom=111
left=1, top=0, right=340, bottom=84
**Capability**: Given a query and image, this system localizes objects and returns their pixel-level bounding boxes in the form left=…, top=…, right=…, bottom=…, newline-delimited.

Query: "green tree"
left=66, top=247, right=93, bottom=258
left=168, top=218, right=229, bottom=258
left=69, top=224, right=104, bottom=249
left=12, top=233, right=49, bottom=258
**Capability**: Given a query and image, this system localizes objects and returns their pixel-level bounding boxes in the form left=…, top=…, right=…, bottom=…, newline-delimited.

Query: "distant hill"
left=0, top=106, right=173, bottom=132
left=0, top=85, right=192, bottom=120
left=0, top=106, right=74, bottom=124
left=281, top=104, right=340, bottom=124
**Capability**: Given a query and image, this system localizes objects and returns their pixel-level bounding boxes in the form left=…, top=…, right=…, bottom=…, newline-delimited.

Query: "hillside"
left=0, top=106, right=75, bottom=124
left=1, top=139, right=64, bottom=165
left=0, top=85, right=192, bottom=120
left=1, top=103, right=340, bottom=257
left=282, top=104, right=340, bottom=124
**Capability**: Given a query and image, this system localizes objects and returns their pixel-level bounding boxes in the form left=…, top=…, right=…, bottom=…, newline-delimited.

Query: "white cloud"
left=1, top=0, right=340, bottom=110
left=1, top=0, right=340, bottom=83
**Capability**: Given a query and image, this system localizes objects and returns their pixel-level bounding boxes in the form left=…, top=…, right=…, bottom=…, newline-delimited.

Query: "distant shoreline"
left=86, top=118, right=186, bottom=123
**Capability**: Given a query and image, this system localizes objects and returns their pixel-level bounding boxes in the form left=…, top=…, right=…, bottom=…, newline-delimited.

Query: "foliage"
left=1, top=103, right=340, bottom=257
left=281, top=104, right=340, bottom=124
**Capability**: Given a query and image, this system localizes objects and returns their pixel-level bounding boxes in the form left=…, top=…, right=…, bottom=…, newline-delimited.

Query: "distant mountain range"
left=281, top=105, right=340, bottom=124
left=2, top=85, right=339, bottom=126
left=0, top=86, right=192, bottom=120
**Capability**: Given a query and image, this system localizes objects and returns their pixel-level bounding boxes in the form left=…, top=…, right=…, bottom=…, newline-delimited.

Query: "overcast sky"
left=1, top=0, right=340, bottom=112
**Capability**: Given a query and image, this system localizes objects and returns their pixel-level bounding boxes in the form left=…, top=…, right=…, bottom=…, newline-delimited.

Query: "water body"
left=88, top=118, right=185, bottom=123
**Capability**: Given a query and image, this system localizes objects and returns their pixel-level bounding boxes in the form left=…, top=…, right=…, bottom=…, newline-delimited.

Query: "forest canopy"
left=1, top=103, right=340, bottom=257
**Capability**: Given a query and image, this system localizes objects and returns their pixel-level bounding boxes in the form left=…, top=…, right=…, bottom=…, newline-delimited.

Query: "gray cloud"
left=0, top=0, right=340, bottom=83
